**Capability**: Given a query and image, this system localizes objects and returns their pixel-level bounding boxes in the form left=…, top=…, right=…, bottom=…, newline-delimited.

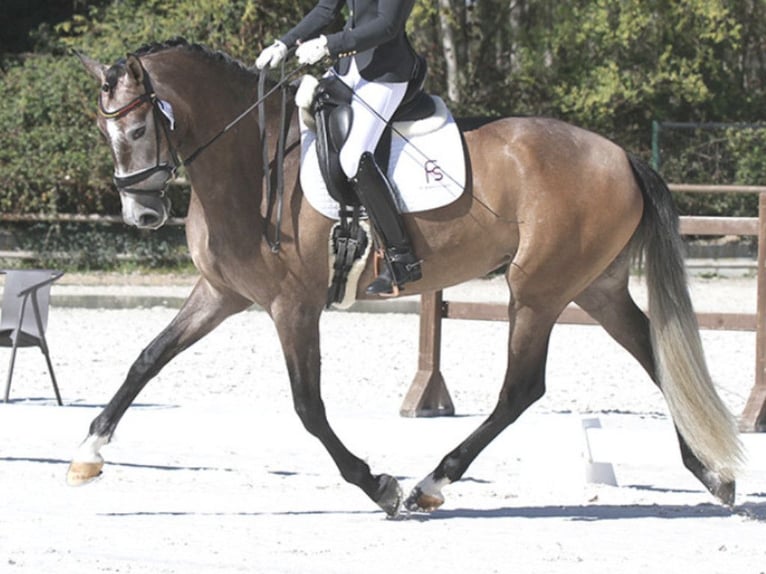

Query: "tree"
left=437, top=0, right=460, bottom=103
left=0, top=0, right=314, bottom=215
left=408, top=0, right=760, bottom=148
left=3, top=0, right=766, bottom=218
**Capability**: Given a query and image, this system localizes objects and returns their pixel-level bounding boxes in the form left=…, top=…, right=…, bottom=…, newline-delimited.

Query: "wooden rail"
left=402, top=185, right=766, bottom=432
left=4, top=186, right=766, bottom=429
left=0, top=213, right=186, bottom=226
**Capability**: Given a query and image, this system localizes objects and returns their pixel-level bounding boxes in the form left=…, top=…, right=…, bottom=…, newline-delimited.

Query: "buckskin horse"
left=71, top=39, right=743, bottom=516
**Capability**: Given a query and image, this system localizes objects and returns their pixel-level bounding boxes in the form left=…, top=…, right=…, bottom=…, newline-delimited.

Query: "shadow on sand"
left=424, top=501, right=766, bottom=522
left=93, top=501, right=766, bottom=522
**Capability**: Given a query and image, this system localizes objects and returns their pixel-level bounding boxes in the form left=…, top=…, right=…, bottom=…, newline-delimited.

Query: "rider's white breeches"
left=335, top=60, right=407, bottom=178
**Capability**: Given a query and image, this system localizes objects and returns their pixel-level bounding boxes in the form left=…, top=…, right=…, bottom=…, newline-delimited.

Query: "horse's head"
left=78, top=52, right=177, bottom=229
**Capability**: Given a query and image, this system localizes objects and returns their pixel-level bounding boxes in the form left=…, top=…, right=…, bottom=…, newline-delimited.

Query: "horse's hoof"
left=66, top=461, right=104, bottom=486
left=404, top=486, right=444, bottom=513
left=696, top=467, right=736, bottom=507
left=712, top=479, right=736, bottom=507
left=374, top=474, right=403, bottom=517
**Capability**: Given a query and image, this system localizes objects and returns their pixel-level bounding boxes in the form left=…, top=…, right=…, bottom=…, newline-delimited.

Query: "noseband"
left=98, top=56, right=181, bottom=193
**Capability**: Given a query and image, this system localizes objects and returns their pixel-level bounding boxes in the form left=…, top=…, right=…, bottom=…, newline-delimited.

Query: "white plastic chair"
left=0, top=270, right=64, bottom=404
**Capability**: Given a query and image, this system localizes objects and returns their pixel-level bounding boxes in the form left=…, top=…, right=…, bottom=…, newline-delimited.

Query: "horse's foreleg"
left=67, top=279, right=250, bottom=485
left=405, top=303, right=558, bottom=512
left=272, top=300, right=402, bottom=516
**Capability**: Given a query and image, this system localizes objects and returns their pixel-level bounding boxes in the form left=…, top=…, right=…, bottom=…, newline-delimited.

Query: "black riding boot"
left=351, top=152, right=422, bottom=295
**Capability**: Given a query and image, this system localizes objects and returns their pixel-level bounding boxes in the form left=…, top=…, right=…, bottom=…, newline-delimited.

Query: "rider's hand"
left=296, top=35, right=329, bottom=66
left=255, top=40, right=288, bottom=70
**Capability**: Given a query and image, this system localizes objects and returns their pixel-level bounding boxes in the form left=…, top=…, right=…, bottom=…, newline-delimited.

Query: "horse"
left=72, top=38, right=743, bottom=516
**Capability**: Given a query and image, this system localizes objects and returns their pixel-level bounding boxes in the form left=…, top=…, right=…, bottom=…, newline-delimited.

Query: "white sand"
left=1, top=275, right=764, bottom=573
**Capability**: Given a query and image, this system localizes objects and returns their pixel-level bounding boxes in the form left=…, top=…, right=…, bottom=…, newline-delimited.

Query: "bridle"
left=98, top=53, right=304, bottom=196
left=98, top=56, right=181, bottom=193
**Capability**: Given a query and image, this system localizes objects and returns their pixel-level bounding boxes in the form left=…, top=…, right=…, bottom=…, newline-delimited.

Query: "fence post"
left=741, top=191, right=766, bottom=431
left=400, top=290, right=454, bottom=417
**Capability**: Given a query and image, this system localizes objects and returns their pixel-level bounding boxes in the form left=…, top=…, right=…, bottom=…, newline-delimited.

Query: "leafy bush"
left=1, top=0, right=765, bottom=227
left=1, top=222, right=189, bottom=270
left=0, top=0, right=315, bottom=217
left=656, top=123, right=766, bottom=217
left=0, top=53, right=116, bottom=214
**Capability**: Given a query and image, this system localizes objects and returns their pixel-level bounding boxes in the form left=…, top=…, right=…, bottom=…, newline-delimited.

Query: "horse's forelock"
left=104, top=64, right=124, bottom=92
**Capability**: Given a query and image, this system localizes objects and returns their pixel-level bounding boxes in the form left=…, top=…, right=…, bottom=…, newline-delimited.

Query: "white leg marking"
left=72, top=434, right=109, bottom=464
left=416, top=475, right=450, bottom=499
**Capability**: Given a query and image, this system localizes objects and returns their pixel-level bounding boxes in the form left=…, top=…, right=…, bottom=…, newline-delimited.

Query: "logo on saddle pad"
left=295, top=75, right=467, bottom=220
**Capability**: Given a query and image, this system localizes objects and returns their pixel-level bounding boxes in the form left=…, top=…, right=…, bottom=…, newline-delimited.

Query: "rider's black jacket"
left=279, top=0, right=418, bottom=83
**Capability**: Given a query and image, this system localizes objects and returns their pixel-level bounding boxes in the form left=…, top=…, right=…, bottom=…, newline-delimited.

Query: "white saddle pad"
left=300, top=96, right=467, bottom=220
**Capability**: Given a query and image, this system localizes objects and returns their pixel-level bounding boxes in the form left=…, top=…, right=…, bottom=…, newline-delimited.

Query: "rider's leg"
left=351, top=152, right=422, bottom=294
left=339, top=77, right=422, bottom=295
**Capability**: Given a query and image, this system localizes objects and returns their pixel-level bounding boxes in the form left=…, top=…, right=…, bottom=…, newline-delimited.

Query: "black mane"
left=104, top=37, right=254, bottom=90
left=133, top=37, right=252, bottom=74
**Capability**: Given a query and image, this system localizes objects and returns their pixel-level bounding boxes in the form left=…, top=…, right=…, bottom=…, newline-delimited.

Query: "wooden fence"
left=4, top=185, right=766, bottom=430
left=400, top=184, right=766, bottom=433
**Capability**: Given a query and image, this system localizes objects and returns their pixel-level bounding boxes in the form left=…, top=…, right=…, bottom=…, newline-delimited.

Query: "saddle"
left=304, top=55, right=433, bottom=207
left=298, top=56, right=434, bottom=307
left=295, top=57, right=466, bottom=307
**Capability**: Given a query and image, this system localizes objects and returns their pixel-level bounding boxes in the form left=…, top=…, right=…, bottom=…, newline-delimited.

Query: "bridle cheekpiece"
left=98, top=54, right=181, bottom=193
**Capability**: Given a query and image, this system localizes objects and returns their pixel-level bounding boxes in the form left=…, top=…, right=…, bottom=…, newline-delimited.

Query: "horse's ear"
left=74, top=49, right=106, bottom=83
left=125, top=54, right=144, bottom=85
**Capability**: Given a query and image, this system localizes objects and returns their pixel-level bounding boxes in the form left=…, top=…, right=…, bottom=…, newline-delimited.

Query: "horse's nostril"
left=139, top=213, right=160, bottom=228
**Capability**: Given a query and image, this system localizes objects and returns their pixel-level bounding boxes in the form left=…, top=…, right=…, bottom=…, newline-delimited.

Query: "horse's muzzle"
left=119, top=190, right=172, bottom=230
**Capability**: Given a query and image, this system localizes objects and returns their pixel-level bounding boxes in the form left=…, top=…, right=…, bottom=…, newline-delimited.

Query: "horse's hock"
left=402, top=185, right=766, bottom=432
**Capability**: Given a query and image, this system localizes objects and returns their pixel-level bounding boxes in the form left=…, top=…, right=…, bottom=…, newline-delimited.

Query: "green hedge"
left=1, top=0, right=764, bottom=226
left=0, top=0, right=313, bottom=216
left=0, top=52, right=116, bottom=214
left=0, top=221, right=190, bottom=271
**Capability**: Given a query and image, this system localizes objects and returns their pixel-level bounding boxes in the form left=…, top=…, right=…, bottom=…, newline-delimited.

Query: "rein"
left=259, top=66, right=294, bottom=253
left=184, top=63, right=304, bottom=167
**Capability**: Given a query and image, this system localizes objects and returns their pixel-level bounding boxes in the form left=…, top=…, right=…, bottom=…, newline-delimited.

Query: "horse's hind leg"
left=67, top=279, right=251, bottom=485
left=270, top=297, right=403, bottom=516
left=574, top=258, right=735, bottom=504
left=405, top=285, right=561, bottom=512
left=573, top=253, right=654, bottom=373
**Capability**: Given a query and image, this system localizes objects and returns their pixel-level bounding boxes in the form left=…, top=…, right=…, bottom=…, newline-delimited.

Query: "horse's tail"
left=626, top=153, right=744, bottom=482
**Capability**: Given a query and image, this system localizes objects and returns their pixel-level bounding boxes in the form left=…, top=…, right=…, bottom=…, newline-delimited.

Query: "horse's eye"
left=131, top=126, right=146, bottom=140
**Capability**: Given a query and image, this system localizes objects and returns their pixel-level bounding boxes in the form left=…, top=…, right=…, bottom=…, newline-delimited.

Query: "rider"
left=255, top=0, right=422, bottom=296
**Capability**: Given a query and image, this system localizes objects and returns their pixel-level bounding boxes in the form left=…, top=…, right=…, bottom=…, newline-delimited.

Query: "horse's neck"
left=259, top=81, right=298, bottom=157
left=183, top=76, right=297, bottom=239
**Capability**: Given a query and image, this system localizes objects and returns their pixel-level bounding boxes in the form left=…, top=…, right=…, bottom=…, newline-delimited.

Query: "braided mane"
left=104, top=37, right=255, bottom=90
left=133, top=37, right=253, bottom=75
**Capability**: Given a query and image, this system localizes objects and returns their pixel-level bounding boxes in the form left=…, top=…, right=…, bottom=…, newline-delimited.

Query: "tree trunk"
left=438, top=0, right=460, bottom=103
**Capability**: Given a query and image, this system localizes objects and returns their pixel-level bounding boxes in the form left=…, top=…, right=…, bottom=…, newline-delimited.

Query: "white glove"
left=255, top=40, right=288, bottom=70
left=296, top=35, right=329, bottom=65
